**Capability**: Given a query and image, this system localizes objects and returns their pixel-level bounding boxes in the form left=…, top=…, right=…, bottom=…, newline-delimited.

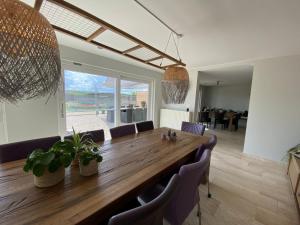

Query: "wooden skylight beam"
left=86, top=27, right=106, bottom=42
left=34, top=0, right=185, bottom=70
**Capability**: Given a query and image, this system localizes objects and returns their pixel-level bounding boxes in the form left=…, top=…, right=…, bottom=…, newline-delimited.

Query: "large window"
left=64, top=70, right=116, bottom=139
left=120, top=79, right=149, bottom=125
left=63, top=70, right=152, bottom=139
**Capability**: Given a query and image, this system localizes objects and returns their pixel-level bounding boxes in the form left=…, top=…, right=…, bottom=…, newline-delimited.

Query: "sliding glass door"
left=120, top=79, right=150, bottom=125
left=62, top=69, right=153, bottom=140
left=64, top=70, right=116, bottom=139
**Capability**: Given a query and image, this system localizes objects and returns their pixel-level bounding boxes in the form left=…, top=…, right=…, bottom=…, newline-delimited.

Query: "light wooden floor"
left=179, top=128, right=299, bottom=225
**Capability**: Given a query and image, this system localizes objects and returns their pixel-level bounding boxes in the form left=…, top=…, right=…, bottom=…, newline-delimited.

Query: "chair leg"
left=207, top=180, right=212, bottom=198
left=197, top=202, right=202, bottom=225
left=207, top=172, right=212, bottom=198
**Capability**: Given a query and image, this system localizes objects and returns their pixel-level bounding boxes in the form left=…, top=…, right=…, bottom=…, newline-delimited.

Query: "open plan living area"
left=0, top=0, right=299, bottom=225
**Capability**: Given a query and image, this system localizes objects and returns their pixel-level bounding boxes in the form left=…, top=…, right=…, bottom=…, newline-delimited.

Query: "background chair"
left=110, top=124, right=136, bottom=139
left=199, top=111, right=211, bottom=128
left=139, top=150, right=211, bottom=225
left=0, top=136, right=61, bottom=163
left=181, top=121, right=205, bottom=136
left=214, top=111, right=226, bottom=129
left=136, top=121, right=154, bottom=133
left=195, top=135, right=217, bottom=198
left=108, top=175, right=179, bottom=225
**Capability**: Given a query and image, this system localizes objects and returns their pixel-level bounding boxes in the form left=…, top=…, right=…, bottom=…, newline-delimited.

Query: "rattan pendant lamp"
left=0, top=0, right=61, bottom=103
left=160, top=32, right=189, bottom=104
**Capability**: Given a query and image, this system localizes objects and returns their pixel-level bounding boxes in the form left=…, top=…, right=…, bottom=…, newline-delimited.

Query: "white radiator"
left=160, top=109, right=192, bottom=130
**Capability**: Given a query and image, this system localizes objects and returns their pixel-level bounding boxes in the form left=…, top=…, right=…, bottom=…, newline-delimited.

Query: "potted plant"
left=23, top=144, right=73, bottom=188
left=65, top=128, right=91, bottom=166
left=79, top=147, right=103, bottom=176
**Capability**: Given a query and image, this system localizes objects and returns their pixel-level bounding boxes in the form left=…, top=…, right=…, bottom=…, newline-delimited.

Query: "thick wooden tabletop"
left=0, top=128, right=209, bottom=225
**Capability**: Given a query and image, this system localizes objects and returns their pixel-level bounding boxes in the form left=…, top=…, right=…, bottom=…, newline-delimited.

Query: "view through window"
left=64, top=70, right=116, bottom=139
left=120, top=80, right=149, bottom=125
left=64, top=70, right=151, bottom=139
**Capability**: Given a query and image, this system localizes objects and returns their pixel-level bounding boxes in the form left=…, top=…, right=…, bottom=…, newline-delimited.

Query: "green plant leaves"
left=23, top=128, right=103, bottom=177
left=32, top=164, right=46, bottom=177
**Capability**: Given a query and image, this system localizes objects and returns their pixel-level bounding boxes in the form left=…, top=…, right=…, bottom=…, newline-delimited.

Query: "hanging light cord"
left=160, top=31, right=182, bottom=66
left=133, top=0, right=183, bottom=38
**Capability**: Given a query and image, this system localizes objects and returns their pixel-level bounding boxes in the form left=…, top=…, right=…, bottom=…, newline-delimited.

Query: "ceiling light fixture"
left=0, top=0, right=61, bottom=103
left=133, top=0, right=190, bottom=104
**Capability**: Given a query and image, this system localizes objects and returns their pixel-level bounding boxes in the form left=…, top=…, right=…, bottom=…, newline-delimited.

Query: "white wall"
left=244, top=55, right=300, bottom=162
left=0, top=45, right=163, bottom=144
left=4, top=96, right=60, bottom=143
left=203, top=84, right=252, bottom=111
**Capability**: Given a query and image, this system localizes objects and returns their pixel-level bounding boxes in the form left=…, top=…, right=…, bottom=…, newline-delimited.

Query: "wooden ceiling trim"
left=122, top=45, right=142, bottom=54
left=52, top=25, right=163, bottom=70
left=41, top=0, right=185, bottom=69
left=86, top=27, right=107, bottom=42
left=146, top=55, right=164, bottom=63
left=34, top=0, right=44, bottom=10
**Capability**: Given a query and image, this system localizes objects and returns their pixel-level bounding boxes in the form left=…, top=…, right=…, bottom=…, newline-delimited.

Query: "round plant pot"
left=34, top=166, right=65, bottom=188
left=79, top=159, right=99, bottom=176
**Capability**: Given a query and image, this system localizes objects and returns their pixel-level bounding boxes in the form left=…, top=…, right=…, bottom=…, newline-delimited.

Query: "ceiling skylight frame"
left=34, top=0, right=186, bottom=70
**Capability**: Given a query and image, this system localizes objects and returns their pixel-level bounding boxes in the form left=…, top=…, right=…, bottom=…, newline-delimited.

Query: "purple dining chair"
left=108, top=174, right=179, bottom=225
left=195, top=135, right=217, bottom=198
left=181, top=121, right=205, bottom=136
left=0, top=136, right=61, bottom=163
left=64, top=129, right=105, bottom=143
left=139, top=149, right=211, bottom=225
left=136, top=121, right=154, bottom=133
left=110, top=124, right=136, bottom=139
left=83, top=129, right=105, bottom=142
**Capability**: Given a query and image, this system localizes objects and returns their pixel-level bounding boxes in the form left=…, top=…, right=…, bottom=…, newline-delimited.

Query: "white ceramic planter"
left=34, top=166, right=65, bottom=188
left=79, top=159, right=99, bottom=176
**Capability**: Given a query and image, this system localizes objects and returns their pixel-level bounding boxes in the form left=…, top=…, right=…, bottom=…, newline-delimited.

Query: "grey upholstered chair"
left=181, top=121, right=205, bottom=136
left=0, top=136, right=61, bottom=163
left=139, top=149, right=211, bottom=225
left=108, top=174, right=179, bottom=225
left=195, top=135, right=217, bottom=198
left=110, top=124, right=136, bottom=139
left=136, top=121, right=154, bottom=133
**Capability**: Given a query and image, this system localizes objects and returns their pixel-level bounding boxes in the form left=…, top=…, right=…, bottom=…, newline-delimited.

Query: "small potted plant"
left=65, top=128, right=91, bottom=166
left=23, top=144, right=73, bottom=188
left=79, top=147, right=103, bottom=177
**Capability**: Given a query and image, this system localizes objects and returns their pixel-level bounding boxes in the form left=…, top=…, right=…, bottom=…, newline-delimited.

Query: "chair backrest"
left=108, top=174, right=179, bottom=225
left=110, top=124, right=136, bottom=139
left=64, top=129, right=105, bottom=143
left=164, top=150, right=211, bottom=225
left=136, top=121, right=154, bottom=133
left=200, top=111, right=209, bottom=122
left=194, top=135, right=217, bottom=162
left=181, top=121, right=205, bottom=136
left=215, top=111, right=225, bottom=121
left=0, top=136, right=61, bottom=163
left=83, top=129, right=105, bottom=142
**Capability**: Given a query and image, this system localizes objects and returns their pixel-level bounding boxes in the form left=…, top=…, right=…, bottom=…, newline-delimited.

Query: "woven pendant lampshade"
left=0, top=0, right=61, bottom=103
left=162, top=66, right=189, bottom=104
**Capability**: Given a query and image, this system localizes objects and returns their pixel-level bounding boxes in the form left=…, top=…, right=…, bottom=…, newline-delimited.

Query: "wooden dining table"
left=0, top=127, right=209, bottom=225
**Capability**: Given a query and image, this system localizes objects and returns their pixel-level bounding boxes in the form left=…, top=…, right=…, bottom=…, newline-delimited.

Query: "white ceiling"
left=22, top=0, right=300, bottom=71
left=199, top=65, right=253, bottom=86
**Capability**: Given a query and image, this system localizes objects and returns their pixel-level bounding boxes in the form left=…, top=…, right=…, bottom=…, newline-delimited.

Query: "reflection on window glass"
left=120, top=80, right=149, bottom=125
left=64, top=70, right=116, bottom=139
